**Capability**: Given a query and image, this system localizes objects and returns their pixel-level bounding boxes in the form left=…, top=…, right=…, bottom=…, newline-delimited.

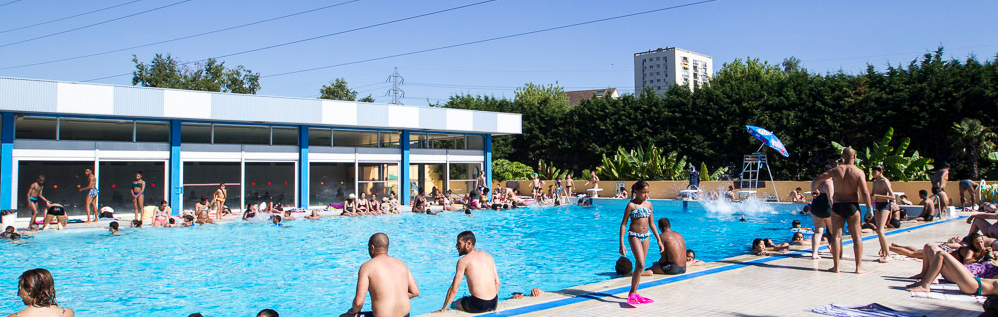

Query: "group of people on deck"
left=341, top=191, right=400, bottom=216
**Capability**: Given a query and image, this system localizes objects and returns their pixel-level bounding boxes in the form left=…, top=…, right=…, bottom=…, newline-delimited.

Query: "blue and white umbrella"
left=746, top=125, right=789, bottom=157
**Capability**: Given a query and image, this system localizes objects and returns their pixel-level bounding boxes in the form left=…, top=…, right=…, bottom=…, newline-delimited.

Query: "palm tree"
left=952, top=118, right=997, bottom=179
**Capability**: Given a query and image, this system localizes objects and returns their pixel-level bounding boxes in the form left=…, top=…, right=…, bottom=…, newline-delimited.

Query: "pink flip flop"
left=635, top=293, right=655, bottom=304
left=627, top=293, right=642, bottom=306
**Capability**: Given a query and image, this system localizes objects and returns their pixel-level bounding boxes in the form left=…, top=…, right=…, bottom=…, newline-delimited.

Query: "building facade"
left=0, top=77, right=521, bottom=218
left=633, top=47, right=712, bottom=96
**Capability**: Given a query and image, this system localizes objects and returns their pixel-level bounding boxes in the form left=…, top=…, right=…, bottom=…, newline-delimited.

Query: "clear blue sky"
left=1, top=0, right=996, bottom=105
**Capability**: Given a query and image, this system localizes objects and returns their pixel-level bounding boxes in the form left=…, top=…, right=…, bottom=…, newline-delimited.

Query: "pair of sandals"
left=627, top=293, right=654, bottom=306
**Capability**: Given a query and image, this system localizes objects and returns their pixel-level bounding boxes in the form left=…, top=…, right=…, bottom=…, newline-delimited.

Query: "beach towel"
left=909, top=283, right=987, bottom=304
left=807, top=303, right=918, bottom=317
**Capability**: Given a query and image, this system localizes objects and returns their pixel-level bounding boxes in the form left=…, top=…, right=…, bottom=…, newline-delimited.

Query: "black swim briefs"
left=811, top=193, right=832, bottom=218
left=659, top=262, right=687, bottom=275
left=458, top=295, right=498, bottom=313
left=875, top=202, right=890, bottom=211
left=831, top=202, right=860, bottom=218
left=46, top=206, right=65, bottom=216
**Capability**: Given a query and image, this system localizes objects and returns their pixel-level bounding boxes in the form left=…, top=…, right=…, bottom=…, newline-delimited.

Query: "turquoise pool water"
left=0, top=199, right=810, bottom=316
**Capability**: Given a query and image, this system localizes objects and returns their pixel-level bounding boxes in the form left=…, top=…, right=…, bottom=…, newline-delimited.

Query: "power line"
left=260, top=0, right=717, bottom=79
left=81, top=0, right=497, bottom=82
left=385, top=67, right=404, bottom=105
left=0, top=0, right=192, bottom=49
left=406, top=67, right=631, bottom=73
left=0, top=0, right=23, bottom=8
left=0, top=0, right=146, bottom=35
left=0, top=0, right=359, bottom=70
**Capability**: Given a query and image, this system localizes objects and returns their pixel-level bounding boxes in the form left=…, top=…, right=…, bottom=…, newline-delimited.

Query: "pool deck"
left=429, top=211, right=984, bottom=317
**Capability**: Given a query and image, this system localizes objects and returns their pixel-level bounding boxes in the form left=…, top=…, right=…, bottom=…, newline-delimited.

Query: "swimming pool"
left=0, top=199, right=811, bottom=316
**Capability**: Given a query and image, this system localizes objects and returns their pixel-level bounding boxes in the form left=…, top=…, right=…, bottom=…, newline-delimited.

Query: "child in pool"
left=618, top=181, right=663, bottom=306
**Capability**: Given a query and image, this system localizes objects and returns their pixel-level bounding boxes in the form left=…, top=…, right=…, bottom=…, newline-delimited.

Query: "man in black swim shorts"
left=649, top=218, right=688, bottom=275
left=812, top=147, right=871, bottom=274
left=40, top=202, right=68, bottom=230
left=436, top=231, right=500, bottom=314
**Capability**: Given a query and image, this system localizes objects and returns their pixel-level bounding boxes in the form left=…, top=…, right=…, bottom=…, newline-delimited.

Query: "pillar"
left=483, top=134, right=493, bottom=196
left=168, top=120, right=181, bottom=215
left=1, top=113, right=15, bottom=210
left=299, top=126, right=309, bottom=208
left=400, top=130, right=411, bottom=205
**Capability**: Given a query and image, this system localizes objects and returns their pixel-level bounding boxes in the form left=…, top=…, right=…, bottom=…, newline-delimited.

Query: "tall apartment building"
left=633, top=47, right=712, bottom=96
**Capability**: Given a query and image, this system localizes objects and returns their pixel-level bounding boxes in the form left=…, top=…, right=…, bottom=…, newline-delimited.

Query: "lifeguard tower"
left=738, top=152, right=778, bottom=201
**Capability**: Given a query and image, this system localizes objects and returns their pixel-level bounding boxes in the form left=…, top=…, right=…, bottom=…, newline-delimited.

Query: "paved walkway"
left=430, top=213, right=985, bottom=317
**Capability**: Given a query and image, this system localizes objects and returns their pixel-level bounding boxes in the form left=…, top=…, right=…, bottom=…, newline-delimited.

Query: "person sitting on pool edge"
left=647, top=217, right=687, bottom=275
left=344, top=233, right=420, bottom=317
left=243, top=203, right=258, bottom=220
left=8, top=268, right=75, bottom=317
left=436, top=231, right=500, bottom=314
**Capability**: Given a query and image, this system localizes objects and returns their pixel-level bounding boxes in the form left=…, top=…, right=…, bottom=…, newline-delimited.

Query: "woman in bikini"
left=908, top=233, right=990, bottom=280
left=342, top=194, right=357, bottom=216
left=131, top=172, right=146, bottom=222
left=152, top=200, right=170, bottom=227
left=9, top=268, right=75, bottom=317
left=617, top=180, right=664, bottom=306
left=356, top=192, right=369, bottom=215
left=213, top=183, right=227, bottom=220
left=907, top=237, right=998, bottom=296
left=194, top=196, right=214, bottom=224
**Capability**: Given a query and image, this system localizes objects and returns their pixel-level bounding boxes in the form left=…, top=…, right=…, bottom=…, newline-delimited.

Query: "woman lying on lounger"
left=891, top=233, right=988, bottom=263
left=751, top=238, right=790, bottom=255
left=907, top=241, right=998, bottom=295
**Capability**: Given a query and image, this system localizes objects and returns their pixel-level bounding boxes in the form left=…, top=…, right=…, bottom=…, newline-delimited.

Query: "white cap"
left=348, top=193, right=356, bottom=199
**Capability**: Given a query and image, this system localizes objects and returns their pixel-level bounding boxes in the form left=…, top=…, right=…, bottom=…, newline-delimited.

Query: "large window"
left=135, top=121, right=169, bottom=142
left=466, top=135, right=484, bottom=150
left=60, top=118, right=133, bottom=142
left=333, top=130, right=378, bottom=147
left=379, top=131, right=400, bottom=148
left=308, top=128, right=332, bottom=147
left=181, top=123, right=211, bottom=144
left=17, top=161, right=95, bottom=218
left=213, top=124, right=270, bottom=145
left=358, top=163, right=397, bottom=199
left=182, top=162, right=240, bottom=212
left=309, top=163, right=355, bottom=207
left=14, top=117, right=57, bottom=140
left=272, top=127, right=298, bottom=146
left=245, top=162, right=295, bottom=207
left=410, top=164, right=444, bottom=197
left=98, top=162, right=165, bottom=216
left=448, top=163, right=482, bottom=195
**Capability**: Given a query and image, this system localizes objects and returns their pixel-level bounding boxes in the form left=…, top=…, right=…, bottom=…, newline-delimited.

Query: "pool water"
left=1, top=199, right=810, bottom=316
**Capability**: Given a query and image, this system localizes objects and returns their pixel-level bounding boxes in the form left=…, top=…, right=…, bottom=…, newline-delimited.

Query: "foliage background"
left=440, top=48, right=998, bottom=181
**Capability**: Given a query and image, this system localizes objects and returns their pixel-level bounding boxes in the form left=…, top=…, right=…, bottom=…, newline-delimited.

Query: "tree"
left=319, top=78, right=358, bottom=101
left=952, top=118, right=998, bottom=179
left=132, top=54, right=260, bottom=94
left=358, top=95, right=375, bottom=103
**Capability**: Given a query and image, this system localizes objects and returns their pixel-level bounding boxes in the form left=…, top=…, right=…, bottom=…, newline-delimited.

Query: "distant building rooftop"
left=565, top=88, right=619, bottom=106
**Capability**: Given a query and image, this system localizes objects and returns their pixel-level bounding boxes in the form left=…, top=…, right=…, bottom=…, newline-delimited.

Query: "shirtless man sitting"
left=812, top=147, right=871, bottom=274
left=344, top=233, right=420, bottom=317
left=916, top=190, right=936, bottom=222
left=648, top=218, right=687, bottom=275
left=435, top=231, right=500, bottom=314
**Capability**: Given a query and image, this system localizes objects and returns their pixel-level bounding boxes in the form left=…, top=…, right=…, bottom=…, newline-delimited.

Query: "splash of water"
left=696, top=186, right=777, bottom=215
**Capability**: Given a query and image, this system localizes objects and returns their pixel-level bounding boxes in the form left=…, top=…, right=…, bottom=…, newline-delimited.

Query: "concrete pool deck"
left=429, top=212, right=985, bottom=317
